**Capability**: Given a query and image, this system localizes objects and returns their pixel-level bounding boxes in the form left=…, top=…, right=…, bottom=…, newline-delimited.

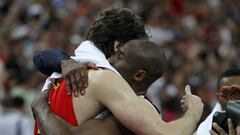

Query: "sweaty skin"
left=33, top=40, right=203, bottom=135
left=33, top=95, right=133, bottom=135
left=33, top=69, right=203, bottom=135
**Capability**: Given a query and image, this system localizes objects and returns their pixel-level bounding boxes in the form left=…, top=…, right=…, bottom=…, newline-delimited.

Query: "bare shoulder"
left=88, top=69, right=119, bottom=78
left=88, top=69, right=123, bottom=86
left=87, top=69, right=136, bottom=98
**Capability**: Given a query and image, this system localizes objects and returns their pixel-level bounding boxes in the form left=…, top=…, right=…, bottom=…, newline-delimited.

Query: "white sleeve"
left=21, top=117, right=34, bottom=135
left=41, top=77, right=51, bottom=92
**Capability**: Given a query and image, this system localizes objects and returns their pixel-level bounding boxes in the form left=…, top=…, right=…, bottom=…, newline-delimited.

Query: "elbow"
left=32, top=103, right=51, bottom=121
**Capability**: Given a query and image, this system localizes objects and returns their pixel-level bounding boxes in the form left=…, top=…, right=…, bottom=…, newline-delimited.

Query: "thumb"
left=185, top=85, right=192, bottom=95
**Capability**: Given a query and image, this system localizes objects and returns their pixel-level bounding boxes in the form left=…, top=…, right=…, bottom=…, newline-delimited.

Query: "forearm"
left=135, top=105, right=199, bottom=135
left=33, top=106, right=74, bottom=135
left=129, top=101, right=198, bottom=135
left=94, top=71, right=200, bottom=135
left=72, top=117, right=122, bottom=135
left=162, top=111, right=199, bottom=135
left=33, top=106, right=119, bottom=135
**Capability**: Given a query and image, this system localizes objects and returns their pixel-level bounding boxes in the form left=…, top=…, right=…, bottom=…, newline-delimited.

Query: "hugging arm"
left=34, top=48, right=97, bottom=96
left=32, top=69, right=203, bottom=135
left=90, top=70, right=204, bottom=135
left=32, top=90, right=73, bottom=135
left=32, top=90, right=121, bottom=135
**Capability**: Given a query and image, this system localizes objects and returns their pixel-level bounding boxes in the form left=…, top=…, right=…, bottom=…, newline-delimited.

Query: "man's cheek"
left=108, top=57, right=116, bottom=65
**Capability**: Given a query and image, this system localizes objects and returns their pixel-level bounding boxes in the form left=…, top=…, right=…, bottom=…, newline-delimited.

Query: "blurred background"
left=0, top=0, right=239, bottom=134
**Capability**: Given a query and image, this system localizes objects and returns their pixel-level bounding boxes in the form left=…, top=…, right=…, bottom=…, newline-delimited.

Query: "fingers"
left=180, top=98, right=186, bottom=111
left=229, top=85, right=240, bottom=88
left=212, top=122, right=227, bottom=135
left=77, top=63, right=96, bottom=95
left=209, top=130, right=218, bottom=135
left=222, top=85, right=240, bottom=92
left=180, top=95, right=187, bottom=111
left=62, top=61, right=92, bottom=96
left=65, top=69, right=87, bottom=96
left=74, top=71, right=83, bottom=94
left=80, top=71, right=87, bottom=95
left=75, top=66, right=89, bottom=95
left=180, top=99, right=184, bottom=104
left=80, top=70, right=87, bottom=88
left=69, top=74, right=79, bottom=97
left=181, top=105, right=186, bottom=111
left=66, top=76, right=72, bottom=96
left=185, top=85, right=192, bottom=95
left=77, top=63, right=96, bottom=94
left=228, top=119, right=235, bottom=135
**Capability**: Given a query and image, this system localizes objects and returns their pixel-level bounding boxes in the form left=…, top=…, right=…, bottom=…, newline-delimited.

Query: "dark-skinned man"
left=33, top=40, right=204, bottom=135
left=33, top=8, right=150, bottom=134
left=195, top=68, right=240, bottom=135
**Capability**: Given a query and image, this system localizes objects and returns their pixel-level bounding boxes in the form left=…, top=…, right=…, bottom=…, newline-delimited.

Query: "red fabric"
left=162, top=110, right=178, bottom=122
left=34, top=79, right=78, bottom=135
left=170, top=0, right=184, bottom=16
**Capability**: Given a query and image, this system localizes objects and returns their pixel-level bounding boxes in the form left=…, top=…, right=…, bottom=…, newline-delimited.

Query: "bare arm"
left=32, top=90, right=122, bottom=135
left=32, top=90, right=73, bottom=135
left=33, top=69, right=202, bottom=135
left=90, top=70, right=203, bottom=135
left=33, top=49, right=97, bottom=96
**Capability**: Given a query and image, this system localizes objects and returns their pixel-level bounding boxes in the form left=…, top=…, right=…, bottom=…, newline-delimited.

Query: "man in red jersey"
left=33, top=7, right=149, bottom=134
left=33, top=40, right=203, bottom=135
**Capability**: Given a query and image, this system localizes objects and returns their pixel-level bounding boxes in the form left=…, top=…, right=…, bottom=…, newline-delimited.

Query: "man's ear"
left=113, top=40, right=122, bottom=53
left=134, top=69, right=147, bottom=82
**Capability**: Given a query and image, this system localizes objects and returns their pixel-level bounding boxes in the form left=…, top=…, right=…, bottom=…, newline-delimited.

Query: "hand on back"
left=61, top=59, right=98, bottom=96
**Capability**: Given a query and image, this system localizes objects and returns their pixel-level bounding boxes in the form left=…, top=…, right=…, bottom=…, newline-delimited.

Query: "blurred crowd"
left=0, top=0, right=240, bottom=134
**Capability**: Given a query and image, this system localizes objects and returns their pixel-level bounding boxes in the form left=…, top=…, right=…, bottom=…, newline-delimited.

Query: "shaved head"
left=109, top=39, right=166, bottom=93
left=125, top=40, right=166, bottom=79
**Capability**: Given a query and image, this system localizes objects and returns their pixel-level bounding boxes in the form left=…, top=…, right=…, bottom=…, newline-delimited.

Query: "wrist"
left=60, top=60, right=67, bottom=70
left=185, top=110, right=201, bottom=124
left=60, top=59, right=74, bottom=68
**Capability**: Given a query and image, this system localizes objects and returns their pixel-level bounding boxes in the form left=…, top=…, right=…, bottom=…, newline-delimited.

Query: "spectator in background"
left=0, top=97, right=32, bottom=135
left=10, top=72, right=44, bottom=116
left=0, top=0, right=240, bottom=132
left=197, top=68, right=240, bottom=135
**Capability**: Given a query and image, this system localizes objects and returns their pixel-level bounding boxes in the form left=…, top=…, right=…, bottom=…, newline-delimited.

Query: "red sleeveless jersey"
left=34, top=79, right=78, bottom=135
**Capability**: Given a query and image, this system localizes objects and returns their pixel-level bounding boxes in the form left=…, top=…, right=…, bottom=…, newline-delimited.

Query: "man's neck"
left=136, top=90, right=147, bottom=96
left=131, top=84, right=147, bottom=95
